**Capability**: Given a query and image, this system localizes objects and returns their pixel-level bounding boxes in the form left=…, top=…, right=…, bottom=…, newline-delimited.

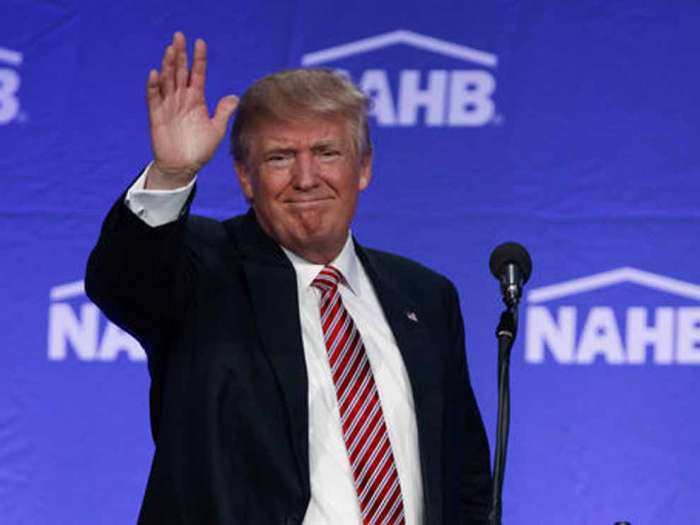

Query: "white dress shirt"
left=125, top=170, right=424, bottom=524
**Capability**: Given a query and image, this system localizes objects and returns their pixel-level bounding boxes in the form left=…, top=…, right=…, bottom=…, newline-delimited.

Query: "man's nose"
left=291, top=152, right=320, bottom=190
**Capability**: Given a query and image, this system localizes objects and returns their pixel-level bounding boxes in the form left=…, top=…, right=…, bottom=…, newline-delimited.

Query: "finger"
left=190, top=38, right=207, bottom=93
left=173, top=31, right=188, bottom=89
left=160, top=45, right=175, bottom=96
left=212, top=95, right=239, bottom=134
left=146, top=69, right=162, bottom=110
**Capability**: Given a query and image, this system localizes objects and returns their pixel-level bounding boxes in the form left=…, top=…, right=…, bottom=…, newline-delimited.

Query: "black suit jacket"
left=85, top=187, right=492, bottom=524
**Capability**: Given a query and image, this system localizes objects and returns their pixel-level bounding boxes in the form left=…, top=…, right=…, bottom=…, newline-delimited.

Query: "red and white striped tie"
left=312, top=265, right=406, bottom=525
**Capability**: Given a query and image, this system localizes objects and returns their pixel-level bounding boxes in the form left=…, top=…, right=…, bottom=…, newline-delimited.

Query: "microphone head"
left=489, top=242, right=533, bottom=284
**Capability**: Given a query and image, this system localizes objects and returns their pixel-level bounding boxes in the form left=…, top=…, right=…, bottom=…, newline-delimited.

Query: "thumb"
left=212, top=95, right=239, bottom=132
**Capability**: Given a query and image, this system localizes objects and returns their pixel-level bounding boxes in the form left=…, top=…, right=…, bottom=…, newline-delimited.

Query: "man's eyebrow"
left=262, top=146, right=297, bottom=155
left=311, top=140, right=343, bottom=150
left=262, top=139, right=342, bottom=153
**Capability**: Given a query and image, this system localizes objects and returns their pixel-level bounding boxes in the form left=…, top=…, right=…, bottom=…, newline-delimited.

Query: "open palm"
left=146, top=32, right=238, bottom=189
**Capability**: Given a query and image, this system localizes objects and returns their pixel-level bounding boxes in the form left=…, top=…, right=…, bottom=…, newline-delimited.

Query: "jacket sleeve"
left=444, top=279, right=493, bottom=524
left=84, top=181, right=196, bottom=359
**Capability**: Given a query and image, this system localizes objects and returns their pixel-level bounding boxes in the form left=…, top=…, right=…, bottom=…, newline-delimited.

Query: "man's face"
left=235, top=115, right=372, bottom=263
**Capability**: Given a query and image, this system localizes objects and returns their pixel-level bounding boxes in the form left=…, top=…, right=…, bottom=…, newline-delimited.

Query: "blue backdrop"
left=2, top=1, right=699, bottom=523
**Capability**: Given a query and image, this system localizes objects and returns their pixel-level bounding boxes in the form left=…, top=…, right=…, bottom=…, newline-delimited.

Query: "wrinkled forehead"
left=247, top=113, right=355, bottom=151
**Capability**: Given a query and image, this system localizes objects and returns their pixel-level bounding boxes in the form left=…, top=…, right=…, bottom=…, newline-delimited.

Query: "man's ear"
left=234, top=161, right=255, bottom=201
left=357, top=152, right=372, bottom=191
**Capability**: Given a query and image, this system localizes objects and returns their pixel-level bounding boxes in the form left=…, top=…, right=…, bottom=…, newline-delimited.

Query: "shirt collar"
left=281, top=233, right=361, bottom=295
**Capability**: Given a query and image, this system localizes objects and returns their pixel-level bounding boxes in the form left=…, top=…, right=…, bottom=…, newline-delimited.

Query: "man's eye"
left=319, top=150, right=341, bottom=160
left=266, top=154, right=292, bottom=165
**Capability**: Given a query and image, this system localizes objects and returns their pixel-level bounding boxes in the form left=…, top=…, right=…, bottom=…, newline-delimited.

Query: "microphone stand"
left=488, top=306, right=518, bottom=525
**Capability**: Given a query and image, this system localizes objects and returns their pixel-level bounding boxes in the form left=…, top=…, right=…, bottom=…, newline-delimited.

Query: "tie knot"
left=312, top=265, right=343, bottom=294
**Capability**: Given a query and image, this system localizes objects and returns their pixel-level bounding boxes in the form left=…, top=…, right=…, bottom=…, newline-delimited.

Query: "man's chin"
left=283, top=226, right=348, bottom=262
left=285, top=198, right=333, bottom=209
left=289, top=211, right=330, bottom=239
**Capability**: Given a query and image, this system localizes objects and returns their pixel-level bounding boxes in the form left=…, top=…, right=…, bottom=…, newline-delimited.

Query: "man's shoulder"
left=361, top=246, right=438, bottom=275
left=360, top=245, right=455, bottom=295
left=184, top=213, right=246, bottom=247
left=186, top=214, right=226, bottom=236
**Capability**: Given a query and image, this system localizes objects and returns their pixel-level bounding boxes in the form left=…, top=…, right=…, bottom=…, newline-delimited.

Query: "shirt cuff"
left=124, top=163, right=196, bottom=227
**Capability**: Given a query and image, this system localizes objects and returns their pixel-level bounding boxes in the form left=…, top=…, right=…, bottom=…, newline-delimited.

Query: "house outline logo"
left=301, top=29, right=498, bottom=68
left=48, top=279, right=146, bottom=362
left=0, top=47, right=23, bottom=67
left=524, top=267, right=700, bottom=366
left=0, top=46, right=24, bottom=125
left=528, top=267, right=700, bottom=304
left=50, top=279, right=85, bottom=301
left=300, top=30, right=500, bottom=128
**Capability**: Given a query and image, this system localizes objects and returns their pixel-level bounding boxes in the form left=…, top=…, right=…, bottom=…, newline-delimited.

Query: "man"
left=86, top=32, right=491, bottom=524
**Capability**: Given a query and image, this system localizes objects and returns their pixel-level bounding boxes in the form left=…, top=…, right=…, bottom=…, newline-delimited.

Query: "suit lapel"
left=223, top=213, right=443, bottom=519
left=225, top=211, right=311, bottom=503
left=357, top=244, right=444, bottom=525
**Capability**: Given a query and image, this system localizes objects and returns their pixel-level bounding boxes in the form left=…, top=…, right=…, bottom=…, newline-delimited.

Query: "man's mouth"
left=284, top=197, right=333, bottom=206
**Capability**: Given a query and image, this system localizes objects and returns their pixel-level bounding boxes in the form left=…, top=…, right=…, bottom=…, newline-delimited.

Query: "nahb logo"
left=301, top=30, right=499, bottom=127
left=0, top=47, right=24, bottom=125
left=526, top=268, right=700, bottom=365
left=48, top=280, right=145, bottom=362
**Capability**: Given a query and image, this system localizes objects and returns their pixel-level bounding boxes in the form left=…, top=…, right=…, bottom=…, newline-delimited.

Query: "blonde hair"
left=230, top=68, right=371, bottom=163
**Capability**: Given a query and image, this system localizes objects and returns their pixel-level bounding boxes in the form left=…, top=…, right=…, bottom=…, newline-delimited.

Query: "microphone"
left=488, top=242, right=532, bottom=525
left=489, top=242, right=533, bottom=308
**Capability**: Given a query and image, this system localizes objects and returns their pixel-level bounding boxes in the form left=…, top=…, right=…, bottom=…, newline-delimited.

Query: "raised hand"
left=145, top=32, right=239, bottom=189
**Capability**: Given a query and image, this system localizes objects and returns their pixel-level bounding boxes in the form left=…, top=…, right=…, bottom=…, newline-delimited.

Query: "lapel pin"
left=406, top=311, right=418, bottom=322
